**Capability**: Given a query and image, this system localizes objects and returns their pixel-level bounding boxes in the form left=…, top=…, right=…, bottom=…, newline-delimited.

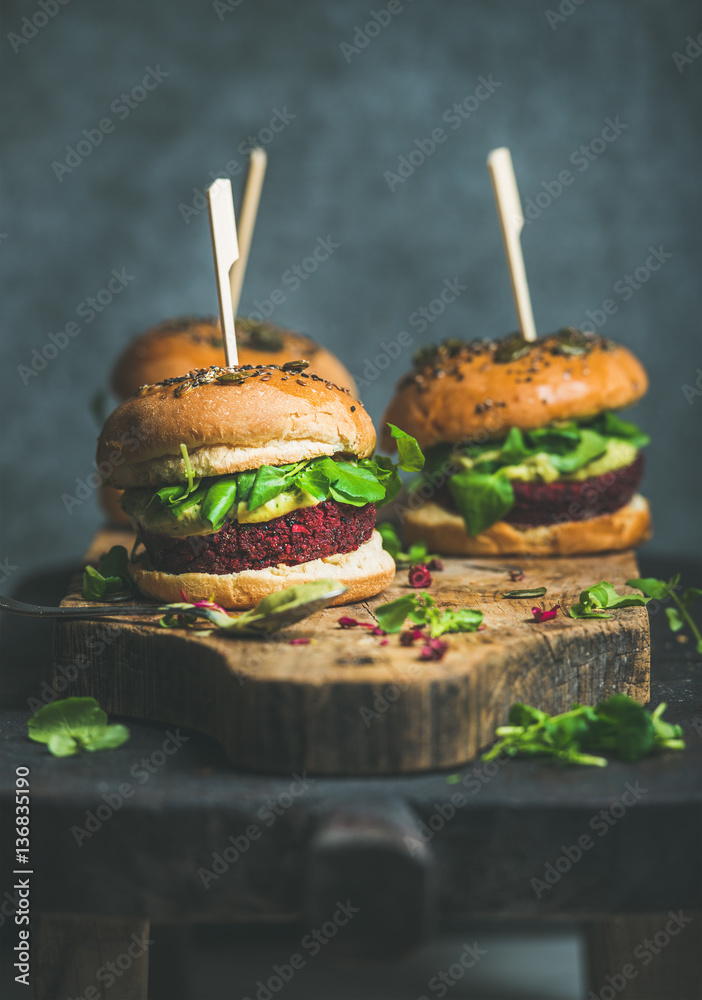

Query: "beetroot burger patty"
left=138, top=499, right=376, bottom=575
left=504, top=454, right=645, bottom=527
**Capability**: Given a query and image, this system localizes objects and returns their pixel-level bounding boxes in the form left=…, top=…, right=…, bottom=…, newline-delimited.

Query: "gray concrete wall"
left=1, top=0, right=700, bottom=580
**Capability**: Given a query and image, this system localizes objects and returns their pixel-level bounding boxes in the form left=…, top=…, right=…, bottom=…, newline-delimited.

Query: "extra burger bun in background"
left=382, top=328, right=652, bottom=556
left=110, top=316, right=357, bottom=401
left=97, top=363, right=395, bottom=608
left=101, top=316, right=358, bottom=526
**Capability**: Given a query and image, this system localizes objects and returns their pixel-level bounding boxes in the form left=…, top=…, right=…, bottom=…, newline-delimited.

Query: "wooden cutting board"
left=53, top=529, right=650, bottom=775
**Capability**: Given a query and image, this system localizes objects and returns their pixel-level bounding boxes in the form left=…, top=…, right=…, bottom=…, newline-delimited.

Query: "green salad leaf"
left=28, top=697, right=130, bottom=757
left=482, top=695, right=684, bottom=767
left=128, top=426, right=424, bottom=534
left=387, top=423, right=425, bottom=472
left=417, top=411, right=648, bottom=537
left=627, top=575, right=702, bottom=652
left=589, top=411, right=650, bottom=450
left=569, top=580, right=651, bottom=620
left=82, top=545, right=136, bottom=601
left=375, top=591, right=483, bottom=637
left=160, top=579, right=346, bottom=635
left=377, top=523, right=439, bottom=566
left=448, top=471, right=514, bottom=537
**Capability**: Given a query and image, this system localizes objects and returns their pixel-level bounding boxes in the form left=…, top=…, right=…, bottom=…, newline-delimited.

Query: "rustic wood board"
left=53, top=529, right=650, bottom=775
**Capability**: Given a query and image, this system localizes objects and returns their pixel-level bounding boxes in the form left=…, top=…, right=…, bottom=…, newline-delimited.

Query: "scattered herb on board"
left=27, top=698, right=130, bottom=757
left=626, top=575, right=702, bottom=653
left=568, top=581, right=651, bottom=620
left=377, top=523, right=442, bottom=569
left=160, top=580, right=346, bottom=634
left=503, top=587, right=547, bottom=599
left=375, top=591, right=483, bottom=637
left=82, top=545, right=136, bottom=601
left=482, top=696, right=685, bottom=767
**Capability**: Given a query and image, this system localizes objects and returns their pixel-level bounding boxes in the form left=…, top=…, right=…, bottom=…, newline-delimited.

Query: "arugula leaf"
left=625, top=577, right=669, bottom=600
left=683, top=587, right=702, bottom=606
left=363, top=455, right=403, bottom=504
left=375, top=591, right=483, bottom=637
left=387, top=423, right=425, bottom=472
left=665, top=607, right=684, bottom=632
left=249, top=463, right=301, bottom=510
left=375, top=595, right=419, bottom=634
left=448, top=471, right=514, bottom=537
left=546, top=429, right=608, bottom=474
left=82, top=545, right=135, bottom=602
left=569, top=580, right=651, bottom=619
left=482, top=696, right=684, bottom=767
left=160, top=579, right=347, bottom=635
left=294, top=458, right=337, bottom=502
left=582, top=695, right=654, bottom=762
left=377, top=522, right=402, bottom=559
left=418, top=411, right=648, bottom=537
left=503, top=587, right=547, bottom=599
left=201, top=476, right=238, bottom=530
left=589, top=411, right=650, bottom=449
left=236, top=471, right=256, bottom=505
left=329, top=463, right=386, bottom=506
left=500, top=427, right=531, bottom=465
left=525, top=423, right=582, bottom=454
left=627, top=575, right=702, bottom=652
left=28, top=697, right=130, bottom=757
left=149, top=484, right=190, bottom=508
left=377, top=524, right=440, bottom=568
left=129, top=429, right=425, bottom=530
left=508, top=703, right=550, bottom=727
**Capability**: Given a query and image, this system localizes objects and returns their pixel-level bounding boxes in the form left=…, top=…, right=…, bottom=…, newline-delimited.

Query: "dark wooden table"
left=1, top=555, right=701, bottom=999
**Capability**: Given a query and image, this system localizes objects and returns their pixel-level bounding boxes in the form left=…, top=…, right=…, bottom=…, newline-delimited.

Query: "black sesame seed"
left=350, top=405, right=356, bottom=411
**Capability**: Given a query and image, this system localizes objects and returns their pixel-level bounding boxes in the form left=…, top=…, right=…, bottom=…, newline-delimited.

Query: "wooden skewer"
left=487, top=147, right=537, bottom=343
left=207, top=178, right=240, bottom=365
left=229, top=147, right=267, bottom=321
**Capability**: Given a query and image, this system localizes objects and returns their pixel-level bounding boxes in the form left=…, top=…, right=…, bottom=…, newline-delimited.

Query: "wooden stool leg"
left=584, top=913, right=702, bottom=1000
left=34, top=915, right=151, bottom=1000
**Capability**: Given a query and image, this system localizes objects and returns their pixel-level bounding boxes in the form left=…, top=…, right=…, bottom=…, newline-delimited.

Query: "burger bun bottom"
left=402, top=494, right=652, bottom=556
left=130, top=530, right=395, bottom=609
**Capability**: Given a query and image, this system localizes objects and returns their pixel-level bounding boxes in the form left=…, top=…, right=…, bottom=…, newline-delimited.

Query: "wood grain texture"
left=53, top=529, right=650, bottom=775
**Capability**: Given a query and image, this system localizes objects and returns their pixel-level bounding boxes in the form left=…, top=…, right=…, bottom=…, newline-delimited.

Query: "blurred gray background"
left=1, top=0, right=700, bottom=582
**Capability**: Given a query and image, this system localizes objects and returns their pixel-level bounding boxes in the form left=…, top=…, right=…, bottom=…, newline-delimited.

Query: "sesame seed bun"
left=129, top=530, right=395, bottom=609
left=381, top=330, right=648, bottom=451
left=97, top=363, right=374, bottom=489
left=401, top=494, right=652, bottom=556
left=110, top=317, right=357, bottom=400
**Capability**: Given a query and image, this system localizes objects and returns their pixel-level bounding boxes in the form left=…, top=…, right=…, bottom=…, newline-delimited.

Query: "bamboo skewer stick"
left=487, top=147, right=537, bottom=343
left=229, top=147, right=267, bottom=320
left=206, top=178, right=240, bottom=365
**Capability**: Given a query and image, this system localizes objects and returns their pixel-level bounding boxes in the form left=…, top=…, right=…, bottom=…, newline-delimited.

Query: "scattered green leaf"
left=387, top=423, right=425, bottom=472
left=482, top=695, right=684, bottom=767
left=82, top=545, right=136, bottom=601
left=503, top=587, right=547, bottom=599
left=377, top=524, right=439, bottom=566
left=28, top=698, right=130, bottom=757
left=627, top=574, right=702, bottom=652
left=569, top=580, right=651, bottom=620
left=375, top=591, right=483, bottom=637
